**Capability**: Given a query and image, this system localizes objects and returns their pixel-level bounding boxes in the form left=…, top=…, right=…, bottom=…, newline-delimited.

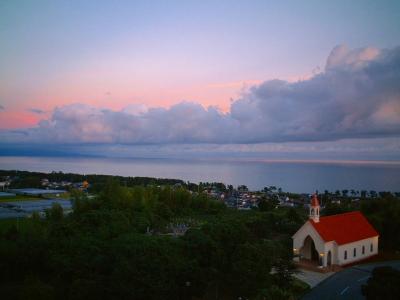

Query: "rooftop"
left=310, top=211, right=379, bottom=245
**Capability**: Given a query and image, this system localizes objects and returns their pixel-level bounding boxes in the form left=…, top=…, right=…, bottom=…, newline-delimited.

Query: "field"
left=0, top=192, right=71, bottom=203
left=0, top=194, right=43, bottom=203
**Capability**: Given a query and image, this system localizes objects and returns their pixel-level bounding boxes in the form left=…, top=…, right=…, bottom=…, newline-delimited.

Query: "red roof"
left=310, top=211, right=379, bottom=245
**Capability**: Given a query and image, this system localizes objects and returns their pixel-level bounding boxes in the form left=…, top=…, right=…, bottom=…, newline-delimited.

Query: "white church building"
left=292, top=194, right=379, bottom=268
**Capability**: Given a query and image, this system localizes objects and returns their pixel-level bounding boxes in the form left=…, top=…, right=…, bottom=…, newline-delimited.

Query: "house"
left=292, top=194, right=379, bottom=268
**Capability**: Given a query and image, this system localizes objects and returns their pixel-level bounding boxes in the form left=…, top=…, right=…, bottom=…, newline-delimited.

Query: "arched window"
left=344, top=250, right=347, bottom=260
left=353, top=248, right=356, bottom=257
left=362, top=246, right=365, bottom=254
left=370, top=243, right=373, bottom=252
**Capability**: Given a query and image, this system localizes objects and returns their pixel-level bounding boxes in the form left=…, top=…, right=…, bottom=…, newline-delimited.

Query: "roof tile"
left=310, top=211, right=378, bottom=245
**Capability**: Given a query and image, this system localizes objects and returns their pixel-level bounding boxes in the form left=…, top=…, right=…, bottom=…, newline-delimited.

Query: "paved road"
left=302, top=260, right=400, bottom=300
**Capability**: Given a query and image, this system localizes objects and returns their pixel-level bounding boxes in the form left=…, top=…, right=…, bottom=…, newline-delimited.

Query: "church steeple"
left=309, top=194, right=320, bottom=223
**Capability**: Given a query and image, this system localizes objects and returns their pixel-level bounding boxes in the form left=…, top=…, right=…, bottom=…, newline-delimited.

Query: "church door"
left=311, top=240, right=319, bottom=261
left=327, top=251, right=332, bottom=266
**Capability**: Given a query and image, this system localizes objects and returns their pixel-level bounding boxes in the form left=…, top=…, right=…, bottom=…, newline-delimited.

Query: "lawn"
left=0, top=195, right=42, bottom=203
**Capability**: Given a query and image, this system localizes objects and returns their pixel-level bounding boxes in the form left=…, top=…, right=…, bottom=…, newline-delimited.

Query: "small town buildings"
left=292, top=194, right=379, bottom=268
left=0, top=181, right=10, bottom=191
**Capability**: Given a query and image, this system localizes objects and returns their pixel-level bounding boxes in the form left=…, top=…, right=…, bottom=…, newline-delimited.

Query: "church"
left=292, top=194, right=379, bottom=268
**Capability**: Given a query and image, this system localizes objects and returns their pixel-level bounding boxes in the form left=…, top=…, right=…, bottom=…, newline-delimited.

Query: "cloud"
left=326, top=45, right=380, bottom=70
left=0, top=104, right=4, bottom=111
left=27, top=108, right=46, bottom=114
left=1, top=45, right=400, bottom=145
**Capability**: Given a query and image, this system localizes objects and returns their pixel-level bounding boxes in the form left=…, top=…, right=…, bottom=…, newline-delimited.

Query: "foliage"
left=361, top=195, right=400, bottom=250
left=362, top=266, right=400, bottom=300
left=6, top=170, right=399, bottom=298
left=0, top=180, right=301, bottom=300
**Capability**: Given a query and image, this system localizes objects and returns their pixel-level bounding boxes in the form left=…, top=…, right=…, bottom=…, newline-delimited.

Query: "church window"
left=370, top=243, right=373, bottom=252
left=344, top=250, right=347, bottom=259
left=362, top=246, right=365, bottom=254
left=353, top=248, right=356, bottom=257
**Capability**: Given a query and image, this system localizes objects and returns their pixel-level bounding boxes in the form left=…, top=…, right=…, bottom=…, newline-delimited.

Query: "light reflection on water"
left=0, top=156, right=399, bottom=193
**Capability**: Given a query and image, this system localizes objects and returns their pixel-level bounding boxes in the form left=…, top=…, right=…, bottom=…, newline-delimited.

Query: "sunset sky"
left=0, top=0, right=400, bottom=160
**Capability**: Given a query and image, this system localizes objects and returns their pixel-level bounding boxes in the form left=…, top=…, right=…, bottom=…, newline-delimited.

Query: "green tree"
left=19, top=277, right=55, bottom=300
left=362, top=266, right=400, bottom=300
left=46, top=203, right=64, bottom=222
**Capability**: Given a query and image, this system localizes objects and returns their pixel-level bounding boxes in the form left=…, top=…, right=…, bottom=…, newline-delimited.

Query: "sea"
left=0, top=156, right=399, bottom=193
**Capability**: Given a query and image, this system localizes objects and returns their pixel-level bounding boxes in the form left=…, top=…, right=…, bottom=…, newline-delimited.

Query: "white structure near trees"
left=292, top=194, right=379, bottom=268
left=0, top=181, right=10, bottom=191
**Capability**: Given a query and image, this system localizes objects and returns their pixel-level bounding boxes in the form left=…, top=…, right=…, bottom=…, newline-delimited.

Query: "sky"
left=0, top=0, right=400, bottom=160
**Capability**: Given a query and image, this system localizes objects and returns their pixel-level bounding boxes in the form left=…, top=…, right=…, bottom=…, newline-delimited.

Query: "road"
left=302, top=260, right=400, bottom=300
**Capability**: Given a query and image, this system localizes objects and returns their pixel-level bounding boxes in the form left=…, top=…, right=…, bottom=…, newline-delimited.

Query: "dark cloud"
left=1, top=45, right=400, bottom=145
left=27, top=108, right=46, bottom=114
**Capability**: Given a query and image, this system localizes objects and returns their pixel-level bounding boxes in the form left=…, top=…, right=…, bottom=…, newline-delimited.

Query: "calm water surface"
left=0, top=156, right=399, bottom=193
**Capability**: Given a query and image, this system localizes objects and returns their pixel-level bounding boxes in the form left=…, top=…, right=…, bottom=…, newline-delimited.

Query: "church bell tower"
left=309, top=194, right=320, bottom=223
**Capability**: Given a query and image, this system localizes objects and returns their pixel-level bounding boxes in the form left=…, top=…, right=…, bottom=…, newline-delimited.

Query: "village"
left=0, top=170, right=399, bottom=299
left=0, top=172, right=387, bottom=220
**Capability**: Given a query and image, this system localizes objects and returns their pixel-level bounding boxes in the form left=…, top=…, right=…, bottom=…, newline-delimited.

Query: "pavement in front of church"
left=301, top=260, right=400, bottom=299
left=294, top=269, right=335, bottom=288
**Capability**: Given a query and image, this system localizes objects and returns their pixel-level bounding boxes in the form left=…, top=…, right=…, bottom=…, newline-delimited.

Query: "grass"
left=0, top=195, right=42, bottom=203
left=291, top=277, right=311, bottom=299
left=46, top=191, right=71, bottom=199
left=0, top=192, right=71, bottom=203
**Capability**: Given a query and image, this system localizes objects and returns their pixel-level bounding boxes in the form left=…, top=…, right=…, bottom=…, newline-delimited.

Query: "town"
left=2, top=170, right=398, bottom=219
left=0, top=169, right=399, bottom=299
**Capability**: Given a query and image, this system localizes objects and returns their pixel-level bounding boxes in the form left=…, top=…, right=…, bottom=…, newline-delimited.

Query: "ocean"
left=0, top=156, right=399, bottom=193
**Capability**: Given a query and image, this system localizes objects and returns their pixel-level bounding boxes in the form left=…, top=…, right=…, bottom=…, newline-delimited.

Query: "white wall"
left=337, top=236, right=379, bottom=265
left=292, top=221, right=325, bottom=257
left=293, top=222, right=379, bottom=267
left=323, top=241, right=338, bottom=266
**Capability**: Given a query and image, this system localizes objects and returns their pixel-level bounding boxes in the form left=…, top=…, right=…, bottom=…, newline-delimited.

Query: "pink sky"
left=0, top=78, right=262, bottom=129
left=1, top=0, right=399, bottom=134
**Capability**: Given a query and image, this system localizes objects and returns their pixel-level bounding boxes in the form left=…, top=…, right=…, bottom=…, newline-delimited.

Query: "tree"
left=19, top=277, right=55, bottom=300
left=323, top=202, right=348, bottom=216
left=362, top=266, right=400, bottom=300
left=257, top=285, right=292, bottom=300
left=258, top=198, right=275, bottom=211
left=46, top=203, right=64, bottom=222
left=230, top=242, right=273, bottom=298
left=238, top=185, right=248, bottom=192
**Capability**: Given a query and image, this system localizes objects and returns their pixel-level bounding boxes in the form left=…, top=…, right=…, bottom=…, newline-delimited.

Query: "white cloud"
left=1, top=45, right=400, bottom=145
left=326, top=45, right=380, bottom=70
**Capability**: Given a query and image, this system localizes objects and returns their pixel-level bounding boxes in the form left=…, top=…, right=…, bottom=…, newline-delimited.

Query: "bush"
left=362, top=266, right=400, bottom=300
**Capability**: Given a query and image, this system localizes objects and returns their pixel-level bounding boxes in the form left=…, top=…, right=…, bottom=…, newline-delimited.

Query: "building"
left=292, top=194, right=379, bottom=268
